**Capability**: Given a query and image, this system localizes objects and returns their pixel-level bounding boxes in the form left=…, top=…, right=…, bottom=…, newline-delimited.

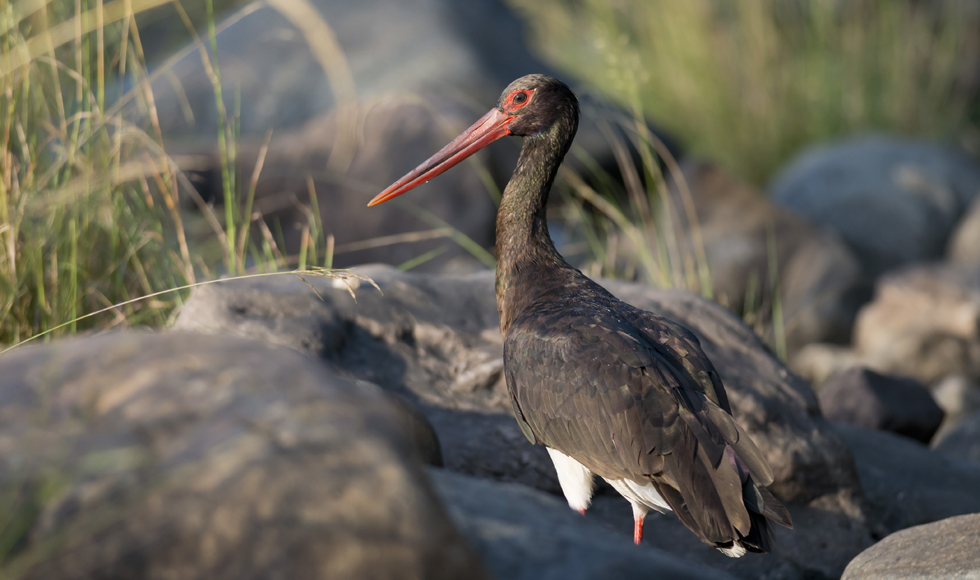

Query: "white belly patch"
left=546, top=447, right=596, bottom=512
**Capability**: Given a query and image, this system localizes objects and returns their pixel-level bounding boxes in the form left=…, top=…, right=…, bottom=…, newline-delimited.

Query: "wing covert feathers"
left=504, top=297, right=791, bottom=555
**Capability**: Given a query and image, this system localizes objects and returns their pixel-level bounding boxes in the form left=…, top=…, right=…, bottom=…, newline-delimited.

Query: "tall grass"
left=0, top=0, right=193, bottom=345
left=0, top=0, right=351, bottom=348
left=513, top=0, right=980, bottom=183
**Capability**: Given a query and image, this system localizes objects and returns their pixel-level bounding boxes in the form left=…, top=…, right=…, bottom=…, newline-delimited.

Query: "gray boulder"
left=385, top=389, right=445, bottom=466
left=933, top=410, right=980, bottom=464
left=174, top=264, right=861, bottom=504
left=150, top=0, right=544, bottom=138
left=931, top=375, right=980, bottom=441
left=832, top=423, right=980, bottom=532
left=771, top=135, right=980, bottom=277
left=175, top=266, right=564, bottom=494
left=797, top=263, right=980, bottom=389
left=852, top=263, right=980, bottom=385
left=948, top=195, right=980, bottom=266
left=429, top=469, right=737, bottom=580
left=817, top=367, right=943, bottom=443
left=217, top=99, right=500, bottom=269
left=0, top=331, right=486, bottom=580
left=659, top=160, right=867, bottom=354
left=842, top=514, right=980, bottom=580
left=790, top=342, right=865, bottom=389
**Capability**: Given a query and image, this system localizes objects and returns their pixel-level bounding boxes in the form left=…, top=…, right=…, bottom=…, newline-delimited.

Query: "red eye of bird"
left=509, top=90, right=531, bottom=109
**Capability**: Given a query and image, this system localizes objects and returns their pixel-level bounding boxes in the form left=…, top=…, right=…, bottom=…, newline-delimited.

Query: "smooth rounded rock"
left=852, top=263, right=980, bottom=385
left=832, top=423, right=980, bottom=532
left=0, top=331, right=486, bottom=580
left=771, top=135, right=980, bottom=277
left=660, top=160, right=868, bottom=354
left=934, top=410, right=980, bottom=464
left=818, top=367, right=944, bottom=443
left=931, top=375, right=980, bottom=441
left=948, top=192, right=980, bottom=266
left=842, top=513, right=980, bottom=580
left=430, top=468, right=739, bottom=580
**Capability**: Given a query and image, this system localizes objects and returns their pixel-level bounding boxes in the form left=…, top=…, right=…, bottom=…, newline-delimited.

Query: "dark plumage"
left=370, top=74, right=792, bottom=555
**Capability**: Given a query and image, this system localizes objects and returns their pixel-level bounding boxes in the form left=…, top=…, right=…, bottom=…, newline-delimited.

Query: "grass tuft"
left=0, top=0, right=349, bottom=348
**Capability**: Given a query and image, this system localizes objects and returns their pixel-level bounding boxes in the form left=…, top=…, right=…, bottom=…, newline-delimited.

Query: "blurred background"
left=3, top=0, right=980, bottom=386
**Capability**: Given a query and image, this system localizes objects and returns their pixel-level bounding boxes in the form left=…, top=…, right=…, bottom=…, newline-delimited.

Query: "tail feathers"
left=720, top=469, right=792, bottom=556
left=733, top=482, right=792, bottom=554
left=738, top=511, right=775, bottom=554
left=652, top=437, right=792, bottom=557
left=745, top=478, right=792, bottom=529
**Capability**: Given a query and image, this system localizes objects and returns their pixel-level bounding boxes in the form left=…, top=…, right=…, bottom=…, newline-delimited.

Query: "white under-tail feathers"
left=546, top=448, right=596, bottom=512
left=545, top=446, right=756, bottom=558
left=545, top=392, right=787, bottom=557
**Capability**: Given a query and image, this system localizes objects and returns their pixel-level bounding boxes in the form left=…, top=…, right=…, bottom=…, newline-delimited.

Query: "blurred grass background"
left=512, top=0, right=980, bottom=184
left=2, top=0, right=979, bottom=348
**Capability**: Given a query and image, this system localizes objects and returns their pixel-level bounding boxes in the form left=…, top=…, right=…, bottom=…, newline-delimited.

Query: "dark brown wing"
left=504, top=298, right=790, bottom=551
left=506, top=308, right=679, bottom=479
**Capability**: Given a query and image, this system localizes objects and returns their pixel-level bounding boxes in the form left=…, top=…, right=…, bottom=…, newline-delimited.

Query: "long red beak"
left=367, top=108, right=515, bottom=206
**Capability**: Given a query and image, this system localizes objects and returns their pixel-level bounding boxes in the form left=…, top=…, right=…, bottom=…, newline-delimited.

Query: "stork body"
left=370, top=75, right=791, bottom=556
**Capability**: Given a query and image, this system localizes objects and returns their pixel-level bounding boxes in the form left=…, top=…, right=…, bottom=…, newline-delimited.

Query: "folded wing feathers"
left=506, top=308, right=791, bottom=554
left=635, top=314, right=789, bottom=548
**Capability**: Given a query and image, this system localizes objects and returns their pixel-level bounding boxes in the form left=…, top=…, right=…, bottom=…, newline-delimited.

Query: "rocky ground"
left=3, top=264, right=980, bottom=579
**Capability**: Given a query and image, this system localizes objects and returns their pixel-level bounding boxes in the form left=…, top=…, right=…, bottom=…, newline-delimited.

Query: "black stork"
left=368, top=75, right=792, bottom=556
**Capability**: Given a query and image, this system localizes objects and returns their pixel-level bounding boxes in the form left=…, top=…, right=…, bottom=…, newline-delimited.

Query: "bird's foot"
left=633, top=517, right=644, bottom=545
left=578, top=508, right=586, bottom=516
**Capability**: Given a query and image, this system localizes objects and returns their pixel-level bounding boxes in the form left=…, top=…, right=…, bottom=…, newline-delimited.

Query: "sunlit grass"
left=0, top=0, right=346, bottom=348
left=1, top=0, right=195, bottom=345
left=513, top=0, right=980, bottom=184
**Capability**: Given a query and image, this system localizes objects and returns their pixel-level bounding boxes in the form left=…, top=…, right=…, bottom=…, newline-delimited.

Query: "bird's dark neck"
left=495, top=124, right=576, bottom=334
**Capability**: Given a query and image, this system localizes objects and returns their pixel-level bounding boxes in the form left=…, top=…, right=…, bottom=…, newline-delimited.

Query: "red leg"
left=578, top=508, right=586, bottom=516
left=633, top=516, right=644, bottom=545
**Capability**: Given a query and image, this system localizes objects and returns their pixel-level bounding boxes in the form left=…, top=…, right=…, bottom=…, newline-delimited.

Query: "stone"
left=174, top=264, right=861, bottom=504
left=852, top=263, right=980, bottom=385
left=382, top=389, right=445, bottom=466
left=175, top=266, right=564, bottom=495
left=832, top=423, right=980, bottom=532
left=842, top=514, right=980, bottom=580
left=0, top=331, right=487, bottom=580
left=149, top=0, right=542, bottom=138
left=429, top=468, right=738, bottom=580
left=657, top=160, right=868, bottom=354
left=948, top=194, right=980, bottom=266
left=817, top=367, right=944, bottom=443
left=771, top=135, right=980, bottom=277
left=932, top=375, right=980, bottom=422
left=217, top=99, right=500, bottom=270
left=778, top=229, right=870, bottom=352
left=931, top=375, right=980, bottom=441
left=933, top=411, right=980, bottom=464
left=791, top=342, right=864, bottom=390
